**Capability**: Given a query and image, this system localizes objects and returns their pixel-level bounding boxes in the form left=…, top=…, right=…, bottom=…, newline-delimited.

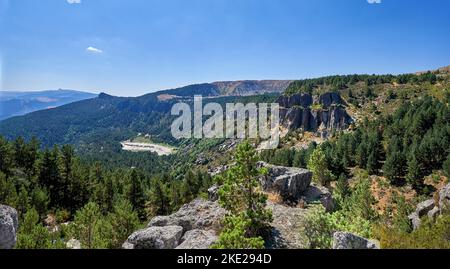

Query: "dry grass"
left=266, top=192, right=283, bottom=204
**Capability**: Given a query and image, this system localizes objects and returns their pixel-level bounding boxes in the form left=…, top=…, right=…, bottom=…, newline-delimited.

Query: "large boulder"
left=408, top=199, right=436, bottom=230
left=148, top=199, right=227, bottom=232
left=303, top=184, right=335, bottom=212
left=176, top=229, right=218, bottom=249
left=258, top=162, right=312, bottom=201
left=123, top=225, right=183, bottom=249
left=266, top=202, right=311, bottom=249
left=415, top=199, right=436, bottom=217
left=0, top=205, right=18, bottom=249
left=332, top=232, right=379, bottom=249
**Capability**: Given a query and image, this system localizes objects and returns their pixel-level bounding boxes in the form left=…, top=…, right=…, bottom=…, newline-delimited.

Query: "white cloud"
left=86, top=46, right=103, bottom=54
left=67, top=0, right=81, bottom=4
left=367, top=0, right=382, bottom=4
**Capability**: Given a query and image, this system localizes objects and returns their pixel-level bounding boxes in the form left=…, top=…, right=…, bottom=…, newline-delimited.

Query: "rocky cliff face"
left=278, top=92, right=353, bottom=136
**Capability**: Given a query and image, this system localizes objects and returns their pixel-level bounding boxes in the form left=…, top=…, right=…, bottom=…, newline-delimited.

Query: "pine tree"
left=393, top=195, right=412, bottom=233
left=181, top=170, right=198, bottom=203
left=146, top=176, right=170, bottom=217
left=347, top=178, right=377, bottom=221
left=335, top=174, right=350, bottom=207
left=127, top=169, right=146, bottom=220
left=38, top=148, right=61, bottom=207
left=30, top=186, right=49, bottom=218
left=108, top=199, right=140, bottom=248
left=443, top=154, right=450, bottom=178
left=366, top=150, right=378, bottom=175
left=24, top=137, right=40, bottom=176
left=0, top=136, right=13, bottom=175
left=383, top=151, right=406, bottom=184
left=73, top=202, right=102, bottom=249
left=406, top=156, right=424, bottom=190
left=356, top=143, right=367, bottom=168
left=307, top=146, right=333, bottom=186
left=17, top=186, right=30, bottom=219
left=214, top=141, right=272, bottom=248
left=0, top=172, right=18, bottom=206
left=13, top=136, right=27, bottom=168
left=16, top=208, right=53, bottom=249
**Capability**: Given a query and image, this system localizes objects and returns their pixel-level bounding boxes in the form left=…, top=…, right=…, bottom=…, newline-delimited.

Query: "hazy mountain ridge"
left=0, top=89, right=97, bottom=120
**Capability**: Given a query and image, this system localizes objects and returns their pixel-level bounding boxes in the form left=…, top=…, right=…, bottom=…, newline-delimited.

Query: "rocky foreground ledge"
left=122, top=162, right=374, bottom=249
left=122, top=199, right=226, bottom=249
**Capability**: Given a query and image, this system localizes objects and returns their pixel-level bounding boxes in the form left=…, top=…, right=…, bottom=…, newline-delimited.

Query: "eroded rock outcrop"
left=0, top=205, right=18, bottom=249
left=278, top=92, right=353, bottom=134
left=258, top=162, right=312, bottom=201
left=332, top=232, right=380, bottom=249
left=124, top=199, right=226, bottom=249
left=408, top=183, right=450, bottom=230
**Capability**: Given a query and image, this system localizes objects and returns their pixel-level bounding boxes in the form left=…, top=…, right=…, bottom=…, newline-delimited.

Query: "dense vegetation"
left=0, top=136, right=212, bottom=249
left=261, top=95, right=450, bottom=248
left=285, top=72, right=439, bottom=95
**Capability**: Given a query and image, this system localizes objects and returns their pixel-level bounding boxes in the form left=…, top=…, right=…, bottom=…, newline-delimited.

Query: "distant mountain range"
left=0, top=89, right=97, bottom=120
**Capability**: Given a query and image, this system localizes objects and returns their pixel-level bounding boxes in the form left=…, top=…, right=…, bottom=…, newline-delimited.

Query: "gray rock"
left=278, top=92, right=353, bottom=133
left=258, top=162, right=312, bottom=201
left=408, top=212, right=421, bottom=230
left=0, top=205, right=18, bottom=249
left=428, top=207, right=440, bottom=221
left=316, top=92, right=345, bottom=108
left=176, top=229, right=218, bottom=249
left=277, top=93, right=313, bottom=108
left=266, top=202, right=311, bottom=249
left=148, top=199, right=227, bottom=232
left=123, top=225, right=183, bottom=249
left=66, top=239, right=81, bottom=249
left=439, top=183, right=450, bottom=213
left=208, top=185, right=220, bottom=202
left=332, top=232, right=380, bottom=249
left=303, top=184, right=335, bottom=212
left=415, top=199, right=435, bottom=217
left=281, top=106, right=352, bottom=132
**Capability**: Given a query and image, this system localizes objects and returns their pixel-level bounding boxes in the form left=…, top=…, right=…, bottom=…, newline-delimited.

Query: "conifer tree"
left=214, top=141, right=272, bottom=249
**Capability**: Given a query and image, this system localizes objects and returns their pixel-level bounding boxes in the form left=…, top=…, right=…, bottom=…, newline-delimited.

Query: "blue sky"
left=1, top=0, right=449, bottom=97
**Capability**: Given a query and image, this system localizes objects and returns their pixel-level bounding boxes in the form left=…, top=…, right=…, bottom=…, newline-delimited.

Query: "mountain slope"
left=0, top=69, right=448, bottom=154
left=0, top=89, right=97, bottom=120
left=0, top=81, right=283, bottom=152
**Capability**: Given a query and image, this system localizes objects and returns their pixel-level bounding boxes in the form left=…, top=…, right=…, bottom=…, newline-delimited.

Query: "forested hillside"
left=1, top=67, right=449, bottom=249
